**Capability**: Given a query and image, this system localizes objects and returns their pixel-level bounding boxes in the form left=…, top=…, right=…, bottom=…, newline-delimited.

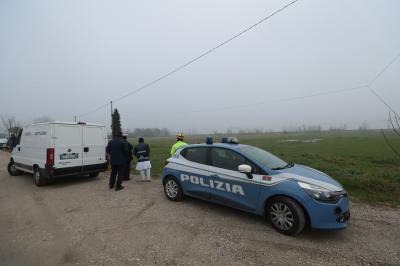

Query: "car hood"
left=273, top=164, right=343, bottom=191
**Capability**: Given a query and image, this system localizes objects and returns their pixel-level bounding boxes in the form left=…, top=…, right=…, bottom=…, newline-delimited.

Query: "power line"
left=368, top=51, right=400, bottom=86
left=368, top=86, right=399, bottom=117
left=78, top=102, right=110, bottom=119
left=188, top=85, right=368, bottom=113
left=188, top=49, right=400, bottom=114
left=77, top=0, right=299, bottom=118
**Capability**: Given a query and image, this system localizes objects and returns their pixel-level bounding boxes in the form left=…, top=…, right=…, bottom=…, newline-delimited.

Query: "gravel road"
left=0, top=151, right=399, bottom=265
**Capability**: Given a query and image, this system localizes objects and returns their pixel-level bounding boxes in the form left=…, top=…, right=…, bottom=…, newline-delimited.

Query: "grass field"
left=128, top=130, right=400, bottom=205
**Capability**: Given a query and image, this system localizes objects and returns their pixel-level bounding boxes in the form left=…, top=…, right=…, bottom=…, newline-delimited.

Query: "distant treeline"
left=125, top=128, right=170, bottom=137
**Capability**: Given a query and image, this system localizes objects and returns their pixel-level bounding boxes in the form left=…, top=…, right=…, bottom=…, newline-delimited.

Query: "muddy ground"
left=0, top=151, right=399, bottom=265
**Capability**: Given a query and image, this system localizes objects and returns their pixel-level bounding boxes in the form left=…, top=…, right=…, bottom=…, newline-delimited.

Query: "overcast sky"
left=1, top=0, right=399, bottom=133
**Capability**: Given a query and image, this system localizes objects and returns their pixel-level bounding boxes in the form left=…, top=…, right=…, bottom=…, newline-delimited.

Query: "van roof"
left=28, top=121, right=105, bottom=127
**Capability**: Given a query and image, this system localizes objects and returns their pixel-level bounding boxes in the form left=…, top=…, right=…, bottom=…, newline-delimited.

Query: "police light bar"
left=221, top=137, right=239, bottom=144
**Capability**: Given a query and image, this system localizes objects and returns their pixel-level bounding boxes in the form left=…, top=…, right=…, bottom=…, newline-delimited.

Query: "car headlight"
left=298, top=181, right=345, bottom=203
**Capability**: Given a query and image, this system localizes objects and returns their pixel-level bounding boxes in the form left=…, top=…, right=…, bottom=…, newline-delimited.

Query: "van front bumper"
left=44, top=162, right=109, bottom=177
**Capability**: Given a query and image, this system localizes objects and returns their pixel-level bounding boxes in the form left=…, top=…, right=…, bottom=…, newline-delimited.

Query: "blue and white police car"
left=162, top=137, right=350, bottom=236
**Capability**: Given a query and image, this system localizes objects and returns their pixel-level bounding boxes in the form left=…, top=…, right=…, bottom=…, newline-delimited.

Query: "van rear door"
left=54, top=124, right=83, bottom=169
left=82, top=125, right=106, bottom=169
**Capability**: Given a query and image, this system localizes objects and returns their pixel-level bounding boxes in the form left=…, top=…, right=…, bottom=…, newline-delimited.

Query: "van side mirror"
left=238, top=164, right=253, bottom=179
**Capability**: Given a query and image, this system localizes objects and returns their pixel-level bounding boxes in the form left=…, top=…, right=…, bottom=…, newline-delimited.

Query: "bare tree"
left=0, top=115, right=23, bottom=136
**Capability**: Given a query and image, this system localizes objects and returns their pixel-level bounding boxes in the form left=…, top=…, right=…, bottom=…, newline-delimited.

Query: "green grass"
left=128, top=131, right=400, bottom=205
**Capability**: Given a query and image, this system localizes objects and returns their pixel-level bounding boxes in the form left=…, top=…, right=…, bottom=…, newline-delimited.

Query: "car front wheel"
left=267, top=196, right=306, bottom=236
left=163, top=176, right=184, bottom=201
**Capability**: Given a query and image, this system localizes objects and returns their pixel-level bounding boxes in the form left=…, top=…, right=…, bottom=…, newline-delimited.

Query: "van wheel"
left=163, top=176, right=184, bottom=201
left=266, top=196, right=305, bottom=236
left=8, top=161, right=22, bottom=176
left=89, top=172, right=100, bottom=178
left=34, top=168, right=47, bottom=187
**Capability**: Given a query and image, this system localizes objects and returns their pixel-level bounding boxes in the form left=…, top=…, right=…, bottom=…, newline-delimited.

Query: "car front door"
left=179, top=147, right=211, bottom=200
left=208, top=147, right=261, bottom=212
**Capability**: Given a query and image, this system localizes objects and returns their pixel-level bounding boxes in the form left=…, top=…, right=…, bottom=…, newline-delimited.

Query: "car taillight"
left=46, top=148, right=55, bottom=165
left=164, top=160, right=169, bottom=166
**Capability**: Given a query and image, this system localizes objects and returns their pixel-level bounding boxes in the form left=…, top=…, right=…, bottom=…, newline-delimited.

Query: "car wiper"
left=272, top=162, right=294, bottom=170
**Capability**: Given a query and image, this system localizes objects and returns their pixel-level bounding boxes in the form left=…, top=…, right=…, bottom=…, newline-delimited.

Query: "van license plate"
left=60, top=153, right=79, bottom=160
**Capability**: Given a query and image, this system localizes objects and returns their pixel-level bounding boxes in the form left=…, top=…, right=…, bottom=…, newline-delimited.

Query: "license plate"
left=60, top=153, right=79, bottom=160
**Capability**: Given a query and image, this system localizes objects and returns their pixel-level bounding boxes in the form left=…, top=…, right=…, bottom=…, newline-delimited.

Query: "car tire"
left=163, top=176, right=184, bottom=201
left=89, top=172, right=100, bottom=178
left=34, top=168, right=48, bottom=187
left=266, top=196, right=306, bottom=236
left=7, top=161, right=22, bottom=176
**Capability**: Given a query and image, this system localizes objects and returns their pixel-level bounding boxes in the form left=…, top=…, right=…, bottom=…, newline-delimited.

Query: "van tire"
left=266, top=196, right=306, bottom=236
left=89, top=172, right=100, bottom=178
left=34, top=168, right=48, bottom=187
left=8, top=161, right=22, bottom=176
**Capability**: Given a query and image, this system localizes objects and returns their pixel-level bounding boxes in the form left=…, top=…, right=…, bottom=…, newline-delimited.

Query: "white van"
left=7, top=122, right=109, bottom=186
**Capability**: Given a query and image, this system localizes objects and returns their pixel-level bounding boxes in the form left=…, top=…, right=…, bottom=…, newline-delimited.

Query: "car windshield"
left=237, top=146, right=289, bottom=170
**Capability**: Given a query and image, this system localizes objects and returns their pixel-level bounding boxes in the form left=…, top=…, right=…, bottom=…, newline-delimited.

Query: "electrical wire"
left=77, top=102, right=111, bottom=119
left=368, top=86, right=399, bottom=117
left=76, top=0, right=299, bottom=118
left=381, top=129, right=400, bottom=159
left=188, top=85, right=368, bottom=113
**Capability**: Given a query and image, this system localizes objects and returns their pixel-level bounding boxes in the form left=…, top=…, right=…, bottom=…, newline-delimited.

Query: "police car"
left=162, top=137, right=350, bottom=236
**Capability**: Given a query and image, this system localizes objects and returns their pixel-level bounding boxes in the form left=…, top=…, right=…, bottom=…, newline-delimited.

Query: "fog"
left=1, top=0, right=399, bottom=133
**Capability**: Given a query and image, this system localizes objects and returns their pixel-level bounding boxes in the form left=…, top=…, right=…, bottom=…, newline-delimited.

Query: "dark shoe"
left=109, top=185, right=114, bottom=189
left=115, top=186, right=124, bottom=191
left=123, top=177, right=131, bottom=181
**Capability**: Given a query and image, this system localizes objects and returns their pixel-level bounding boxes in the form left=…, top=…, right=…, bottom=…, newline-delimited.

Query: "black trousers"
left=123, top=160, right=132, bottom=179
left=109, top=164, right=125, bottom=188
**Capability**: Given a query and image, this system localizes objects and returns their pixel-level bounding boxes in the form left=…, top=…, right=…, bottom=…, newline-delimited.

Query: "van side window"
left=16, top=129, right=23, bottom=145
left=181, top=147, right=208, bottom=165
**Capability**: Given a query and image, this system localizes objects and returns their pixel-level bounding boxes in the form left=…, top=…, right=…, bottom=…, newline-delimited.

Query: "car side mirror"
left=238, top=164, right=251, bottom=173
left=238, top=164, right=253, bottom=179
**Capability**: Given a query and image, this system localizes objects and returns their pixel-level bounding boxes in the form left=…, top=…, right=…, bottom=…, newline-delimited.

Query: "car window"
left=237, top=146, right=287, bottom=170
left=211, top=148, right=248, bottom=171
left=181, top=147, right=208, bottom=165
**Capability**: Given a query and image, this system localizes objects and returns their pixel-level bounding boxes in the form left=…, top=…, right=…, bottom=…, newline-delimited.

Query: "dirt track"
left=0, top=151, right=399, bottom=266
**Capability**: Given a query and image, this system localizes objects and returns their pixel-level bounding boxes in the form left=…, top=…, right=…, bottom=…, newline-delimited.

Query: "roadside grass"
left=128, top=131, right=400, bottom=205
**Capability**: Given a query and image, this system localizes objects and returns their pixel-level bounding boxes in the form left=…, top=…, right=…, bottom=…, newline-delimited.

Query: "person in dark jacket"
left=106, top=132, right=129, bottom=191
left=122, top=134, right=133, bottom=181
left=133, top=137, right=152, bottom=181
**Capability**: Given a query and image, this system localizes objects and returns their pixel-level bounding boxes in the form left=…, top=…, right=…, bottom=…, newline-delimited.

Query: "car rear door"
left=54, top=124, right=83, bottom=169
left=82, top=125, right=106, bottom=169
left=178, top=147, right=211, bottom=200
left=208, top=147, right=261, bottom=212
